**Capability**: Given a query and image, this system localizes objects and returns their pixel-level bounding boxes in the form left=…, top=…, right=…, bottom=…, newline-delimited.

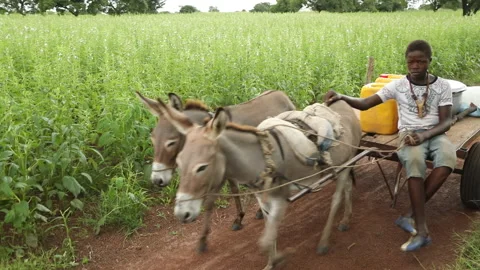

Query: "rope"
left=175, top=123, right=416, bottom=202
left=152, top=166, right=176, bottom=173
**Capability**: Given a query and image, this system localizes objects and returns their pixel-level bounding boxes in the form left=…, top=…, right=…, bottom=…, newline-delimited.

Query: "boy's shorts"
left=397, top=130, right=457, bottom=179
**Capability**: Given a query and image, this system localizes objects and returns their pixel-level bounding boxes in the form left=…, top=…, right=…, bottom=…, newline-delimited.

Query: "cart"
left=288, top=113, right=480, bottom=210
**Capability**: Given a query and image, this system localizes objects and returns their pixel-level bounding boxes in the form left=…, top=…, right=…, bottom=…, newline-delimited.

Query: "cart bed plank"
left=360, top=116, right=480, bottom=151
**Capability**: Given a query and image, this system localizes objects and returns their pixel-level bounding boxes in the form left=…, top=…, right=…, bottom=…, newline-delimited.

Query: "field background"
left=0, top=10, right=479, bottom=267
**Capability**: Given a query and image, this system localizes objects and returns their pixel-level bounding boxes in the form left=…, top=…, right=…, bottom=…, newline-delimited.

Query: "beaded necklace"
left=408, top=72, right=430, bottom=118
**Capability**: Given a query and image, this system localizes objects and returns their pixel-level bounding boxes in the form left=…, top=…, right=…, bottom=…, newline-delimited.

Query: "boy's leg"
left=408, top=177, right=428, bottom=237
left=396, top=134, right=456, bottom=251
left=396, top=133, right=432, bottom=251
left=424, top=134, right=456, bottom=200
left=403, top=134, right=455, bottom=216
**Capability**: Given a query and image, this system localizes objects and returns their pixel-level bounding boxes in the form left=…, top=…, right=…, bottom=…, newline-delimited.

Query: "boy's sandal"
left=400, top=234, right=432, bottom=252
left=395, top=216, right=417, bottom=235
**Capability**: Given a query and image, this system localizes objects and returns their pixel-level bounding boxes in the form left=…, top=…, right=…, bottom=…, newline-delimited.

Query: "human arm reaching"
left=323, top=89, right=383, bottom=111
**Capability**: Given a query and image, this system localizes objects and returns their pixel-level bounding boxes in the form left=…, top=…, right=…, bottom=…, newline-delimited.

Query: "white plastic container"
left=446, top=79, right=467, bottom=115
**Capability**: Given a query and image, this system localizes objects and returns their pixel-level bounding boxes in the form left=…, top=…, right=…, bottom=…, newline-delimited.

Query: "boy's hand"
left=324, top=90, right=342, bottom=106
left=404, top=132, right=426, bottom=146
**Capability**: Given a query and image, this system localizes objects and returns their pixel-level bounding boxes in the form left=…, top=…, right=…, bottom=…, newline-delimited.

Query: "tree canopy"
left=179, top=4, right=198, bottom=13
left=0, top=0, right=477, bottom=16
left=0, top=0, right=166, bottom=15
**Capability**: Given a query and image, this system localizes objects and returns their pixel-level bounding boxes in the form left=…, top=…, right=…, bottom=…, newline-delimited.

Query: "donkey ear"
left=209, top=108, right=230, bottom=139
left=136, top=91, right=163, bottom=117
left=156, top=98, right=194, bottom=135
left=168, top=93, right=183, bottom=111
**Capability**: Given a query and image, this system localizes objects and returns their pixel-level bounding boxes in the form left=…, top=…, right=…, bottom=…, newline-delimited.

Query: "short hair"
left=405, top=40, right=432, bottom=59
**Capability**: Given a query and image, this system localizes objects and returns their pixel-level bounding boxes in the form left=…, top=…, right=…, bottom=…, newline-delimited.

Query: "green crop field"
left=0, top=10, right=479, bottom=268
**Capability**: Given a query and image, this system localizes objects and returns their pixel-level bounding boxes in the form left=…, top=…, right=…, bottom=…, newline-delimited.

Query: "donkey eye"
left=165, top=139, right=178, bottom=148
left=195, top=164, right=208, bottom=174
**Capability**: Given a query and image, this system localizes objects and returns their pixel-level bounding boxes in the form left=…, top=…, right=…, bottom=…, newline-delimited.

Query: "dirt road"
left=76, top=158, right=478, bottom=270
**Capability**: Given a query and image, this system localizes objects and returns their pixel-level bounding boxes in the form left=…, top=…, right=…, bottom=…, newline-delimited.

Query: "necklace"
left=408, top=72, right=430, bottom=118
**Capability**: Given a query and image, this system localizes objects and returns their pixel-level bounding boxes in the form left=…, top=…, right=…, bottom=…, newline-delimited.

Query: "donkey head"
left=154, top=99, right=230, bottom=223
left=136, top=92, right=190, bottom=187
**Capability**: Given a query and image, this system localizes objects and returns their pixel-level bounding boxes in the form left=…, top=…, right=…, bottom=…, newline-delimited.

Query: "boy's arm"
left=405, top=105, right=453, bottom=145
left=324, top=90, right=383, bottom=111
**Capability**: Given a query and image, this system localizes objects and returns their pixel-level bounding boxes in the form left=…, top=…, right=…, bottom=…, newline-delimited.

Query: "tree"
left=179, top=4, right=198, bottom=13
left=306, top=0, right=358, bottom=12
left=0, top=0, right=37, bottom=15
left=358, top=0, right=377, bottom=11
left=271, top=0, right=305, bottom=12
left=208, top=5, right=219, bottom=12
left=376, top=0, right=407, bottom=12
left=250, top=2, right=272, bottom=12
left=148, top=0, right=165, bottom=13
left=307, top=0, right=409, bottom=12
left=462, top=0, right=480, bottom=15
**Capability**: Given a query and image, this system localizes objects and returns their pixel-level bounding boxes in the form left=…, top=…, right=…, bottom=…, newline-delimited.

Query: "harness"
left=254, top=127, right=314, bottom=199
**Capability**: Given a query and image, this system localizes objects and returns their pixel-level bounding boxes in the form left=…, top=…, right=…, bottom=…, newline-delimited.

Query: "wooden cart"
left=361, top=116, right=480, bottom=209
left=288, top=115, right=480, bottom=210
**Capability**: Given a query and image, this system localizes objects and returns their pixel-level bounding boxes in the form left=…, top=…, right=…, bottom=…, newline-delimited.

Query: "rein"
left=176, top=123, right=416, bottom=202
left=152, top=165, right=177, bottom=172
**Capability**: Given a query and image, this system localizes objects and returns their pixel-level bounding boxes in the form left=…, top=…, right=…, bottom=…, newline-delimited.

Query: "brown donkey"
left=136, top=90, right=295, bottom=251
left=155, top=99, right=361, bottom=270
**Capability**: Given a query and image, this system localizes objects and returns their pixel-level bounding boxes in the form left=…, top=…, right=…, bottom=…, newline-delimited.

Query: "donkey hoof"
left=316, top=245, right=329, bottom=255
left=271, top=253, right=287, bottom=268
left=255, top=209, right=264, bottom=220
left=197, top=242, right=208, bottom=253
left=231, top=223, right=243, bottom=231
left=338, top=223, right=350, bottom=232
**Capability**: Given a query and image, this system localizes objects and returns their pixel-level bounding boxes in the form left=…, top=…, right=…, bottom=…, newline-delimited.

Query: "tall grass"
left=446, top=220, right=480, bottom=270
left=0, top=10, right=479, bottom=265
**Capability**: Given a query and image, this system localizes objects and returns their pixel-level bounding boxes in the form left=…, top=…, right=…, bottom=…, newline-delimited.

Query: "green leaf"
left=4, top=209, right=15, bottom=223
left=14, top=201, right=29, bottom=217
left=70, top=198, right=84, bottom=210
left=34, top=212, right=48, bottom=223
left=95, top=216, right=106, bottom=235
left=14, top=182, right=28, bottom=190
left=81, top=172, right=93, bottom=184
left=32, top=184, right=44, bottom=192
left=36, top=203, right=52, bottom=213
left=62, top=176, right=84, bottom=197
left=25, top=233, right=38, bottom=248
left=0, top=151, right=13, bottom=161
left=57, top=191, right=66, bottom=200
left=0, top=179, right=14, bottom=197
left=98, top=132, right=115, bottom=147
left=10, top=201, right=29, bottom=228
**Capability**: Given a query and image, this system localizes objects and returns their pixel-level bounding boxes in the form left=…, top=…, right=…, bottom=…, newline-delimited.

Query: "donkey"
left=155, top=99, right=361, bottom=270
left=136, top=90, right=295, bottom=251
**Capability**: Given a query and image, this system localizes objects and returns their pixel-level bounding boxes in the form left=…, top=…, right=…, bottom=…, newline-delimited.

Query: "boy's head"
left=405, top=40, right=432, bottom=79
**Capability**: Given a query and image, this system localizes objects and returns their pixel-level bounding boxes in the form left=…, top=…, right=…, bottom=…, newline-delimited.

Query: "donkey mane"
left=225, top=122, right=259, bottom=135
left=185, top=100, right=210, bottom=112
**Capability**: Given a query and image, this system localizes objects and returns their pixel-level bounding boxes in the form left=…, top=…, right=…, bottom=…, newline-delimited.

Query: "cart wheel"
left=460, top=142, right=480, bottom=209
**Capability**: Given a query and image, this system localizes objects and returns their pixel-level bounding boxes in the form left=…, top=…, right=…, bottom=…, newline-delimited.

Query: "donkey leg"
left=197, top=196, right=215, bottom=253
left=228, top=179, right=245, bottom=231
left=255, top=208, right=265, bottom=220
left=317, top=171, right=347, bottom=255
left=256, top=195, right=288, bottom=270
left=338, top=169, right=353, bottom=232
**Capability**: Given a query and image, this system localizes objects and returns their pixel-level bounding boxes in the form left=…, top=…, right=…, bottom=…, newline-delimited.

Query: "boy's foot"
left=395, top=216, right=417, bottom=235
left=400, top=235, right=432, bottom=252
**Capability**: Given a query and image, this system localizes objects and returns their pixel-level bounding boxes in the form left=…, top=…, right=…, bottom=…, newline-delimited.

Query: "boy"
left=324, top=40, right=456, bottom=251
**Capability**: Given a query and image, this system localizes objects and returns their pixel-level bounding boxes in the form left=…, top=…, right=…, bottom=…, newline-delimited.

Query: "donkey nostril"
left=153, top=177, right=164, bottom=186
left=184, top=212, right=190, bottom=220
